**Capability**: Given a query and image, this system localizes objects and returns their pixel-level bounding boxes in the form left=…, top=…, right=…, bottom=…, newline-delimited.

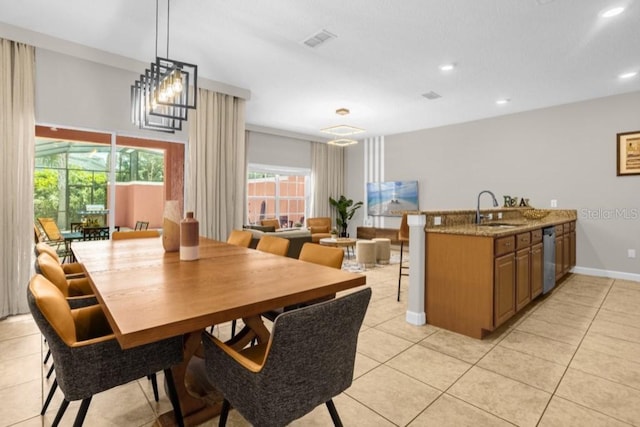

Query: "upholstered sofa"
left=306, top=217, right=332, bottom=243
left=244, top=227, right=312, bottom=258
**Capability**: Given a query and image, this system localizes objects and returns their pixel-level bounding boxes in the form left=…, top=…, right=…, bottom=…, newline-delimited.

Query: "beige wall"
left=347, top=91, right=640, bottom=278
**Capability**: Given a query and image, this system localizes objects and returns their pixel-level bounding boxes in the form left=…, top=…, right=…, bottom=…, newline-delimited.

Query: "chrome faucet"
left=476, top=190, right=499, bottom=224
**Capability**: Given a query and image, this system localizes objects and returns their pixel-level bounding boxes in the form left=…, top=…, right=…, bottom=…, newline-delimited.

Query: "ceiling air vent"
left=422, top=91, right=442, bottom=100
left=303, top=29, right=337, bottom=48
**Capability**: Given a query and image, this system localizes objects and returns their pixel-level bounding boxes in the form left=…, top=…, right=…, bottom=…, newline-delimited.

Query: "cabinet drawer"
left=563, top=223, right=571, bottom=233
left=516, top=232, right=531, bottom=250
left=495, top=236, right=516, bottom=256
left=531, top=229, right=542, bottom=244
left=555, top=225, right=564, bottom=235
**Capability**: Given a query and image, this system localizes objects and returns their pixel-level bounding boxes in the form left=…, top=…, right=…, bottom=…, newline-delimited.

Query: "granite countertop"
left=423, top=209, right=577, bottom=237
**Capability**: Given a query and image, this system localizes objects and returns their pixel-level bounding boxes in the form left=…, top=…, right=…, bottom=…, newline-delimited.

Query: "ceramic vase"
left=180, top=212, right=199, bottom=261
left=162, top=200, right=181, bottom=252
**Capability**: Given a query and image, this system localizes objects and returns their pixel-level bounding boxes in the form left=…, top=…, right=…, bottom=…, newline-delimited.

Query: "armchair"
left=27, top=274, right=184, bottom=427
left=307, top=217, right=332, bottom=243
left=201, top=287, right=371, bottom=426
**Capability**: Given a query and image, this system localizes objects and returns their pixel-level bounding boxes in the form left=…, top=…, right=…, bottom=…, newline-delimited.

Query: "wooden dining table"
left=72, top=236, right=366, bottom=426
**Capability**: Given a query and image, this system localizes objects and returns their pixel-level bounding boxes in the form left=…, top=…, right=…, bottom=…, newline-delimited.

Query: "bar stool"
left=356, top=240, right=376, bottom=268
left=372, top=238, right=391, bottom=265
left=397, top=213, right=410, bottom=301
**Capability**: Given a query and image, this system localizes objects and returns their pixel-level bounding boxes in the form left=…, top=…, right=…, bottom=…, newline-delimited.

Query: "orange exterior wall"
left=113, top=183, right=164, bottom=229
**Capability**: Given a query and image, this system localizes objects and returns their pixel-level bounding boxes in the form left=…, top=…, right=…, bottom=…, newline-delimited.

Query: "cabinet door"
left=555, top=235, right=564, bottom=280
left=563, top=233, right=570, bottom=274
left=516, top=248, right=531, bottom=311
left=530, top=243, right=543, bottom=298
left=569, top=230, right=576, bottom=268
left=494, top=253, right=516, bottom=327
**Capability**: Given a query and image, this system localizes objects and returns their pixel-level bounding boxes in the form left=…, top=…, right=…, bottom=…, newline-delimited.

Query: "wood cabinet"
left=495, top=253, right=516, bottom=326
left=356, top=226, right=400, bottom=244
left=530, top=242, right=543, bottom=298
left=554, top=221, right=576, bottom=280
left=426, top=220, right=577, bottom=339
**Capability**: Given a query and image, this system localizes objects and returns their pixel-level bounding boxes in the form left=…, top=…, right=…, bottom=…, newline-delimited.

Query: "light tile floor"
left=2, top=251, right=640, bottom=426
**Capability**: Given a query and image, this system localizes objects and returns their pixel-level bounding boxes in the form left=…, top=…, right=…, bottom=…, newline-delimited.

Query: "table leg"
left=157, top=316, right=271, bottom=426
left=157, top=331, right=222, bottom=427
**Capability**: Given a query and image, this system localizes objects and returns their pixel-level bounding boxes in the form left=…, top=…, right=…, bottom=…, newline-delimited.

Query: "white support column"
left=406, top=213, right=426, bottom=325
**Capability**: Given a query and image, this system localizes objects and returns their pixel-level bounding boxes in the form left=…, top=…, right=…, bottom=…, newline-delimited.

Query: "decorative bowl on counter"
left=521, top=209, right=550, bottom=220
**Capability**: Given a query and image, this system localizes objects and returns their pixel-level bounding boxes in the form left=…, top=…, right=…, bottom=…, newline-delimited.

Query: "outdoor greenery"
left=34, top=143, right=164, bottom=229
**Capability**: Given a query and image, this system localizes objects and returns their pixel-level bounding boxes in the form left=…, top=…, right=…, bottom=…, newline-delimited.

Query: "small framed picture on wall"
left=617, top=131, right=640, bottom=176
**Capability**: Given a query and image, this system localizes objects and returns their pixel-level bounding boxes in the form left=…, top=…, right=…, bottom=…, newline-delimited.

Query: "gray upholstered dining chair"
left=226, top=229, right=253, bottom=247
left=255, top=234, right=290, bottom=256
left=201, top=287, right=371, bottom=427
left=28, top=274, right=185, bottom=427
left=262, top=242, right=345, bottom=323
left=35, top=253, right=96, bottom=308
left=35, top=242, right=85, bottom=278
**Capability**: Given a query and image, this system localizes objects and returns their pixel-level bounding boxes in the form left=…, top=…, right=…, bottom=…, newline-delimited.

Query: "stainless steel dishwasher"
left=543, top=226, right=556, bottom=293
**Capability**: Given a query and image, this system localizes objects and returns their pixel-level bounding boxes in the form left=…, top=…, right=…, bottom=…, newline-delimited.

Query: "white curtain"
left=310, top=142, right=344, bottom=222
left=0, top=39, right=36, bottom=318
left=186, top=89, right=246, bottom=240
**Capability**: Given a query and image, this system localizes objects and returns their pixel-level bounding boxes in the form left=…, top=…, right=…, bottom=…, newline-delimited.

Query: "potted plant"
left=330, top=228, right=338, bottom=239
left=329, top=195, right=363, bottom=237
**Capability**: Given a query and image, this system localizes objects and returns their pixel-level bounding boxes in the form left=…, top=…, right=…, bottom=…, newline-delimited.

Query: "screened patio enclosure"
left=34, top=137, right=165, bottom=232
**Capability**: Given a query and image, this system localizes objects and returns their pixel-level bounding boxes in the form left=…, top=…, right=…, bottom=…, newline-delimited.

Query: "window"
left=34, top=126, right=184, bottom=232
left=247, top=164, right=310, bottom=228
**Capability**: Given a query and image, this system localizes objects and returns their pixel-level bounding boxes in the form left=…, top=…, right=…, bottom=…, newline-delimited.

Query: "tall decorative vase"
left=180, top=212, right=199, bottom=261
left=162, top=200, right=181, bottom=252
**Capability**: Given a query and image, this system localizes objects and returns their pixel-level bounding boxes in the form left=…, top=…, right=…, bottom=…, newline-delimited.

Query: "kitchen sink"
left=478, top=222, right=525, bottom=228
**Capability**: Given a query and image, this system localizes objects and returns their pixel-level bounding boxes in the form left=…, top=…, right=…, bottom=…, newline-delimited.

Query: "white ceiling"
left=1, top=0, right=639, bottom=140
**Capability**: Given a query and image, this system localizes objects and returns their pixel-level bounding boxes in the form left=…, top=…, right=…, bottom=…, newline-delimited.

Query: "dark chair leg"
left=219, top=399, right=230, bottom=427
left=44, top=348, right=51, bottom=364
left=149, top=374, right=159, bottom=402
left=41, top=378, right=58, bottom=415
left=397, top=241, right=404, bottom=301
left=47, top=363, right=55, bottom=379
left=73, top=397, right=92, bottom=427
left=231, top=319, right=237, bottom=337
left=326, top=399, right=343, bottom=427
left=52, top=399, right=70, bottom=427
left=163, top=368, right=184, bottom=427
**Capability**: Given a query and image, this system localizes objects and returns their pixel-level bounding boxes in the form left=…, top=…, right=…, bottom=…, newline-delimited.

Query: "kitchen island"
left=422, top=208, right=576, bottom=339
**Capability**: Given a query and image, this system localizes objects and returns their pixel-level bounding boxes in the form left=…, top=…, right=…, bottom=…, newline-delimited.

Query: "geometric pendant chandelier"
left=130, top=0, right=198, bottom=133
left=321, top=108, right=364, bottom=146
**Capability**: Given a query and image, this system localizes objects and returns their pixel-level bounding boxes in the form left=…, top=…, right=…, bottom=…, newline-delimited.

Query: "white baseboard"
left=572, top=266, right=640, bottom=282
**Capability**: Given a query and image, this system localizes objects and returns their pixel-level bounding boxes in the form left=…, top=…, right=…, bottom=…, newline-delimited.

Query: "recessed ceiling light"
left=439, top=63, right=456, bottom=72
left=601, top=7, right=624, bottom=18
left=496, top=98, right=510, bottom=105
left=619, top=71, right=638, bottom=79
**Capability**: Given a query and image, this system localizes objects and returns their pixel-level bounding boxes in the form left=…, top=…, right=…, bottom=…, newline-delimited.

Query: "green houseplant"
left=329, top=195, right=363, bottom=237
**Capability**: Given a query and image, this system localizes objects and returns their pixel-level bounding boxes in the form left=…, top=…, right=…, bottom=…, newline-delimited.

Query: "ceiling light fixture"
left=321, top=124, right=365, bottom=137
left=619, top=71, right=638, bottom=79
left=439, top=63, right=456, bottom=71
left=327, top=138, right=358, bottom=147
left=321, top=108, right=364, bottom=146
left=496, top=98, right=510, bottom=105
left=130, top=0, right=198, bottom=133
left=601, top=6, right=624, bottom=18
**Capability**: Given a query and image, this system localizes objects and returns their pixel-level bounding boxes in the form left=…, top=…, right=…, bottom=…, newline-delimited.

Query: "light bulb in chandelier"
left=172, top=71, right=183, bottom=93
